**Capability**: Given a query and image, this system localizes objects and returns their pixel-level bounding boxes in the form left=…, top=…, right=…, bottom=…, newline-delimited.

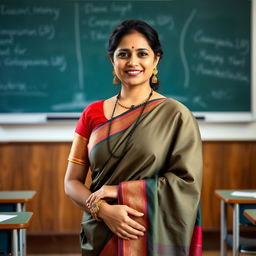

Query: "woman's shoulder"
left=85, top=99, right=104, bottom=109
left=164, top=97, right=189, bottom=110
left=162, top=97, right=195, bottom=120
left=81, top=100, right=105, bottom=114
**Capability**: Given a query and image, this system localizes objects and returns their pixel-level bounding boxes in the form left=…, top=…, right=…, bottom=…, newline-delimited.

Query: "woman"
left=64, top=19, right=202, bottom=256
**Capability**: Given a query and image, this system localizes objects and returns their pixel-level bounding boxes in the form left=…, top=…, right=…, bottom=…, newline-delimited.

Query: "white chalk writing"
left=3, top=56, right=66, bottom=72
left=194, top=30, right=249, bottom=55
left=0, top=81, right=48, bottom=96
left=198, top=50, right=224, bottom=65
left=0, top=5, right=31, bottom=15
left=192, top=63, right=249, bottom=83
left=111, top=2, right=132, bottom=16
left=32, top=6, right=60, bottom=21
left=0, top=5, right=60, bottom=20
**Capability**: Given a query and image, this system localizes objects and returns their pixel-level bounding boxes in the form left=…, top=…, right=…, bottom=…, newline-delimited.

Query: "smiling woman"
left=64, top=19, right=203, bottom=256
left=109, top=31, right=160, bottom=92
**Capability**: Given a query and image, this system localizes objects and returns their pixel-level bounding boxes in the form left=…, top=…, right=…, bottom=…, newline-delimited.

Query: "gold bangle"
left=90, top=200, right=105, bottom=221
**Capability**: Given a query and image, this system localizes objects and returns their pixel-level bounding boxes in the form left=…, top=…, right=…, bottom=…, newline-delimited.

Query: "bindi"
left=131, top=46, right=135, bottom=49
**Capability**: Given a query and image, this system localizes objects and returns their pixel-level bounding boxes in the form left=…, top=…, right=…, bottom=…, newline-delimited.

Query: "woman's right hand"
left=98, top=203, right=146, bottom=240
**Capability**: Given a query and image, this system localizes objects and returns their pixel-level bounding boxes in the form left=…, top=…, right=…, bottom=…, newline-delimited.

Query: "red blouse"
left=75, top=100, right=108, bottom=139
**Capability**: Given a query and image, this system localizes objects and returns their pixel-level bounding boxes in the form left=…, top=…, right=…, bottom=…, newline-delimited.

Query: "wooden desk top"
left=0, top=191, right=36, bottom=203
left=215, top=190, right=256, bottom=204
left=0, top=212, right=33, bottom=229
left=244, top=209, right=256, bottom=225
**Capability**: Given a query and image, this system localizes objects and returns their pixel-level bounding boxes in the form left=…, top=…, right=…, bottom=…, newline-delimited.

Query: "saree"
left=76, top=98, right=202, bottom=256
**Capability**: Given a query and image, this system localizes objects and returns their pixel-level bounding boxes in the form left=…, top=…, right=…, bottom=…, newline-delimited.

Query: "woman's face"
left=110, top=31, right=159, bottom=88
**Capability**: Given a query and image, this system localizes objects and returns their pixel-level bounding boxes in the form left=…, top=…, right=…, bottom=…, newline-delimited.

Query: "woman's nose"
left=127, top=54, right=138, bottom=66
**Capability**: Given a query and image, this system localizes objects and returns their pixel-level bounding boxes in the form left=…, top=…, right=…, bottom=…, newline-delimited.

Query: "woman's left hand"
left=86, top=185, right=118, bottom=209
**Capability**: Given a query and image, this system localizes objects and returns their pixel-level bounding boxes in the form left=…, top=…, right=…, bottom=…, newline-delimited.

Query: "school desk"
left=0, top=212, right=33, bottom=256
left=215, top=190, right=256, bottom=256
left=0, top=191, right=36, bottom=255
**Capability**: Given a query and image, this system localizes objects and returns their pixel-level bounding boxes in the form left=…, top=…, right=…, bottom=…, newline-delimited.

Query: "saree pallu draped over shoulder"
left=80, top=98, right=203, bottom=256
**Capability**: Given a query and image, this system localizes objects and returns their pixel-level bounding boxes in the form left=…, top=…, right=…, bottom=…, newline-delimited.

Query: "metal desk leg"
left=233, top=203, right=240, bottom=256
left=16, top=203, right=22, bottom=213
left=221, top=200, right=227, bottom=256
left=17, top=203, right=26, bottom=256
left=23, top=225, right=26, bottom=256
left=23, top=203, right=26, bottom=256
left=12, top=229, right=18, bottom=256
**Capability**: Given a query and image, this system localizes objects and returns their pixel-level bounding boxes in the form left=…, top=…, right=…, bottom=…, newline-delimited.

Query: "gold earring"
left=112, top=71, right=119, bottom=84
left=152, top=68, right=158, bottom=84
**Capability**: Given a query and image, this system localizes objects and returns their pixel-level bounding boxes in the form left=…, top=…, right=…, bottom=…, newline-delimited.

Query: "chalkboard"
left=0, top=0, right=252, bottom=119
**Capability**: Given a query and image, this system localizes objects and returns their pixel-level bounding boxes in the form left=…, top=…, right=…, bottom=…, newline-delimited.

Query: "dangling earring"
left=152, top=68, right=158, bottom=84
left=112, top=71, right=119, bottom=84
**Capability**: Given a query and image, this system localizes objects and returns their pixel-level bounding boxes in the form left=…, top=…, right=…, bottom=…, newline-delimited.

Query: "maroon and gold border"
left=118, top=180, right=148, bottom=256
left=100, top=179, right=149, bottom=255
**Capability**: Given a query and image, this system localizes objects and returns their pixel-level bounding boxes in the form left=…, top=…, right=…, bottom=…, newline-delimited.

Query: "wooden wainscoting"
left=202, top=141, right=256, bottom=229
left=0, top=141, right=256, bottom=252
left=0, top=142, right=82, bottom=233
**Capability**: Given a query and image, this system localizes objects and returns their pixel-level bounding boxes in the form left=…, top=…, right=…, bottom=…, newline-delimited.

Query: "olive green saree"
left=80, top=98, right=202, bottom=256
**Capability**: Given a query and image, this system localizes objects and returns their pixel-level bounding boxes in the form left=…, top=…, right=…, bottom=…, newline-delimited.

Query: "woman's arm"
left=64, top=161, right=91, bottom=212
left=64, top=132, right=92, bottom=212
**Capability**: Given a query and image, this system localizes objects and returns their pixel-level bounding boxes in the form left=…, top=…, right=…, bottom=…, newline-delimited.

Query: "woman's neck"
left=118, top=85, right=153, bottom=105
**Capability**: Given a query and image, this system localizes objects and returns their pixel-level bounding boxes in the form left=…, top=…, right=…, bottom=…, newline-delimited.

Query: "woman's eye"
left=138, top=52, right=148, bottom=57
left=117, top=52, right=128, bottom=58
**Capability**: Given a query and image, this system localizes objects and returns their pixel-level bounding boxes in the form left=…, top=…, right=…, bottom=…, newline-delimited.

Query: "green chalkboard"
left=0, top=0, right=251, bottom=114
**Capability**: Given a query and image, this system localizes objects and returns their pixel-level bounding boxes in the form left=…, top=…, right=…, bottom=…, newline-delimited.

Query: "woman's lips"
left=125, top=70, right=142, bottom=76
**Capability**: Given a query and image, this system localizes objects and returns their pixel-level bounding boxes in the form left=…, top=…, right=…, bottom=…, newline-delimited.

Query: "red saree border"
left=189, top=226, right=202, bottom=256
left=88, top=98, right=167, bottom=155
left=118, top=180, right=148, bottom=256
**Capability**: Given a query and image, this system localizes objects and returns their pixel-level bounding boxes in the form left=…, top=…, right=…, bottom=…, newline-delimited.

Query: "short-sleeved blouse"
left=75, top=100, right=108, bottom=139
left=68, top=100, right=107, bottom=166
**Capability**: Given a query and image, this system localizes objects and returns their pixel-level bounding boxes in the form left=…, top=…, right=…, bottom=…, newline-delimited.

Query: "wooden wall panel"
left=202, top=142, right=256, bottom=229
left=0, top=141, right=256, bottom=234
left=0, top=142, right=83, bottom=233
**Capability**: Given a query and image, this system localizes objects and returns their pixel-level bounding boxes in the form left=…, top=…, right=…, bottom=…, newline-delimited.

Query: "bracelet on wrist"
left=90, top=199, right=106, bottom=221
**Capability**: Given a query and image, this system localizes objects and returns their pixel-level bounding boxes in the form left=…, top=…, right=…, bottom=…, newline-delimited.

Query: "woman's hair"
left=108, top=19, right=163, bottom=91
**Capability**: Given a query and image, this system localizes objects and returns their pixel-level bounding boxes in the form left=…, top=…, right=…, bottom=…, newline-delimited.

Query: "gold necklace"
left=117, top=89, right=154, bottom=110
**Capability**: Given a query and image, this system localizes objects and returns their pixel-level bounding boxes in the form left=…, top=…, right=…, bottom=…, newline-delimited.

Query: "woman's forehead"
left=117, top=31, right=151, bottom=49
